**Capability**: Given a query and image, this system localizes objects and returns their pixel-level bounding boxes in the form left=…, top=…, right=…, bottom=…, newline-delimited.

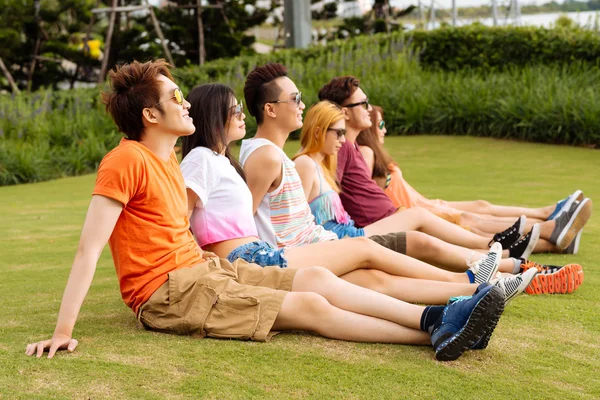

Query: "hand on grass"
left=25, top=334, right=78, bottom=358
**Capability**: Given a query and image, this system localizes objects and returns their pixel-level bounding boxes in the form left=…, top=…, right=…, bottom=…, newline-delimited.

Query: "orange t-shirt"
left=93, top=139, right=205, bottom=314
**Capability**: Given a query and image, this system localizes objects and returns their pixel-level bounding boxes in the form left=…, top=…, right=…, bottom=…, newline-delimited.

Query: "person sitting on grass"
left=180, top=82, right=537, bottom=307
left=23, top=59, right=506, bottom=362
left=317, top=75, right=593, bottom=260
left=356, top=103, right=588, bottom=255
left=294, top=100, right=584, bottom=296
left=239, top=62, right=539, bottom=274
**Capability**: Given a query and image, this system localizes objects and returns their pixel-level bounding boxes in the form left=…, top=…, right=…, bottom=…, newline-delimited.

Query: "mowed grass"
left=1, top=135, right=599, bottom=399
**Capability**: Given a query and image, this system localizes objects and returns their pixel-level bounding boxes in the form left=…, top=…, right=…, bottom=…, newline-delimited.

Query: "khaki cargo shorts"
left=368, top=232, right=407, bottom=255
left=138, top=257, right=297, bottom=342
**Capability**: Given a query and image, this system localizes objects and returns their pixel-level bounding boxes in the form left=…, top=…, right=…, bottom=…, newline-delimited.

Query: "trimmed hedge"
left=412, top=25, right=600, bottom=71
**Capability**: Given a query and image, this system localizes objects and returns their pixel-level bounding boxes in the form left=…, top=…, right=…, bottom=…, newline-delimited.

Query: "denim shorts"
left=322, top=220, right=365, bottom=239
left=227, top=241, right=288, bottom=268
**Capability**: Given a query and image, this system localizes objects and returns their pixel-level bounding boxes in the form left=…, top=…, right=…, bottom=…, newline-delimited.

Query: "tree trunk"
left=0, top=56, right=20, bottom=94
left=98, top=0, right=118, bottom=84
left=197, top=0, right=205, bottom=65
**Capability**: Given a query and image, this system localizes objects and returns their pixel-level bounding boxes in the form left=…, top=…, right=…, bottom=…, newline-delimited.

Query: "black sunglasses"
left=327, top=128, right=346, bottom=139
left=343, top=99, right=369, bottom=110
left=267, top=92, right=302, bottom=107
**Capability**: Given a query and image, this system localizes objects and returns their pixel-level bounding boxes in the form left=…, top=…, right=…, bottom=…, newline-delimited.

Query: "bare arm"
left=294, top=155, right=317, bottom=202
left=358, top=145, right=375, bottom=177
left=25, top=195, right=123, bottom=358
left=243, top=146, right=282, bottom=214
left=186, top=188, right=200, bottom=220
left=184, top=188, right=216, bottom=259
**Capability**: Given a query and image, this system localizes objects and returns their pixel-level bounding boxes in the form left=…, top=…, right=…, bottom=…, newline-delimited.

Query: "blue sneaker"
left=548, top=190, right=583, bottom=221
left=431, top=285, right=505, bottom=361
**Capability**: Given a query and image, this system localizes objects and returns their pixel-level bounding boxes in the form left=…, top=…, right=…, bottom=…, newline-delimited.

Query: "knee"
left=297, top=265, right=337, bottom=283
left=475, top=200, right=491, bottom=212
left=406, top=231, right=438, bottom=255
left=355, top=269, right=390, bottom=294
left=296, top=292, right=333, bottom=319
left=348, top=236, right=379, bottom=266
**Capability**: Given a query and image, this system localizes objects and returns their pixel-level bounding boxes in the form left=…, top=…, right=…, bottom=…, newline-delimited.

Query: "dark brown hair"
left=356, top=105, right=395, bottom=179
left=243, top=63, right=288, bottom=125
left=182, top=83, right=245, bottom=180
left=318, top=76, right=360, bottom=106
left=101, top=59, right=173, bottom=141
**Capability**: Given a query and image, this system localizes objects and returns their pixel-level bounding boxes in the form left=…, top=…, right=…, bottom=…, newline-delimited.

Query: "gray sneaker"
left=550, top=199, right=593, bottom=250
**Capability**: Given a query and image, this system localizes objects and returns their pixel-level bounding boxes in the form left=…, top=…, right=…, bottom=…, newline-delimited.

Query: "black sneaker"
left=508, top=224, right=540, bottom=259
left=550, top=198, right=593, bottom=250
left=488, top=216, right=526, bottom=248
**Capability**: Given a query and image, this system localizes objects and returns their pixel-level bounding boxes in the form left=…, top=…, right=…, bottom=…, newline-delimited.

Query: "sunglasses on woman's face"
left=230, top=100, right=244, bottom=120
left=327, top=127, right=346, bottom=139
left=154, top=88, right=184, bottom=107
left=379, top=120, right=385, bottom=130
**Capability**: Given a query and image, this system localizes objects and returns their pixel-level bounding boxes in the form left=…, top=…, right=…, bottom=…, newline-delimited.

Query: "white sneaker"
left=495, top=268, right=538, bottom=305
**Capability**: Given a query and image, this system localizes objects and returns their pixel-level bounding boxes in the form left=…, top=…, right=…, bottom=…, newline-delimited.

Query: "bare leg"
left=447, top=199, right=554, bottom=220
left=284, top=236, right=470, bottom=283
left=401, top=231, right=516, bottom=273
left=272, top=292, right=429, bottom=344
left=340, top=269, right=476, bottom=304
left=272, top=267, right=430, bottom=344
left=365, top=207, right=492, bottom=250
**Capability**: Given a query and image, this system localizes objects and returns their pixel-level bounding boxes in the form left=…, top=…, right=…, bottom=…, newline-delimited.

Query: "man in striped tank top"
left=240, top=63, right=537, bottom=280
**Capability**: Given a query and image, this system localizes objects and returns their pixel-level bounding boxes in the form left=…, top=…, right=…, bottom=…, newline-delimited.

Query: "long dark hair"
left=182, top=83, right=245, bottom=180
left=355, top=105, right=395, bottom=179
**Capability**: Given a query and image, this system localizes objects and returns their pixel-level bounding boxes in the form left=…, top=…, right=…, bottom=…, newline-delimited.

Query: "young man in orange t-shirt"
left=25, top=60, right=507, bottom=362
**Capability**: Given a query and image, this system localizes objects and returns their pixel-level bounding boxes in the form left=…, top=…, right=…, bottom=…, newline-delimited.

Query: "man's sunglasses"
left=230, top=100, right=244, bottom=120
left=153, top=88, right=184, bottom=107
left=327, top=127, right=346, bottom=139
left=379, top=120, right=385, bottom=130
left=344, top=99, right=369, bottom=110
left=267, top=92, right=302, bottom=107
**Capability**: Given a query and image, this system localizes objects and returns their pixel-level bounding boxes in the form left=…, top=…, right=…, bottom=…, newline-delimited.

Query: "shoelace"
left=448, top=295, right=470, bottom=304
left=509, top=232, right=530, bottom=249
left=522, top=261, right=561, bottom=274
left=489, top=221, right=519, bottom=247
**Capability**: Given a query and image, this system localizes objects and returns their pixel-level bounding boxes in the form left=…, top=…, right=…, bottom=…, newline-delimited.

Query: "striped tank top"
left=239, top=138, right=338, bottom=248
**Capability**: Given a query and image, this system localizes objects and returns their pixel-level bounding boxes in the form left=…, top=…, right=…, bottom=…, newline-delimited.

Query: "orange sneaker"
left=521, top=261, right=584, bottom=295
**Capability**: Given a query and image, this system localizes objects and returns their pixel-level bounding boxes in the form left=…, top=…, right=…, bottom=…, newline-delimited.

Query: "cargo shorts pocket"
left=204, top=293, right=261, bottom=340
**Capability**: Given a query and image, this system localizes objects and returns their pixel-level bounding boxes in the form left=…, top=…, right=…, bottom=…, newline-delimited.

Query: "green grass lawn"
left=1, top=136, right=599, bottom=399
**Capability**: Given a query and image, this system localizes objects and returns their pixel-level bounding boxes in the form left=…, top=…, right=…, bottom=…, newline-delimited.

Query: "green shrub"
left=3, top=26, right=600, bottom=186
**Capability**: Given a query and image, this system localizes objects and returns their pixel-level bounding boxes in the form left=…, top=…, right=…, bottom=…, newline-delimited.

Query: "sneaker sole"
left=472, top=269, right=537, bottom=350
left=519, top=224, right=540, bottom=260
left=435, top=286, right=505, bottom=361
left=517, top=215, right=526, bottom=235
left=556, top=198, right=593, bottom=250
left=563, top=230, right=582, bottom=255
left=525, top=264, right=584, bottom=295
